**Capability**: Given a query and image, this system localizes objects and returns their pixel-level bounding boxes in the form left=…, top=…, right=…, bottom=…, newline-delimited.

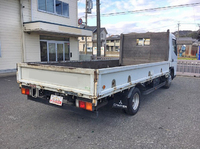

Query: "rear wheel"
left=126, top=88, right=141, bottom=115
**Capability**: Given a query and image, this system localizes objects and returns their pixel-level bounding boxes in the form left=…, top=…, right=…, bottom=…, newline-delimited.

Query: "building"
left=79, top=26, right=107, bottom=52
left=177, top=37, right=199, bottom=57
left=106, top=35, right=120, bottom=52
left=0, top=0, right=92, bottom=73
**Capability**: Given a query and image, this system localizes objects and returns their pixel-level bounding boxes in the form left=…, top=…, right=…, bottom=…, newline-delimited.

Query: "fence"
left=177, top=60, right=200, bottom=77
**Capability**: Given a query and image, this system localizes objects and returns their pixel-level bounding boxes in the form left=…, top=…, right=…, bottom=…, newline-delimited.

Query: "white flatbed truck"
left=17, top=30, right=177, bottom=117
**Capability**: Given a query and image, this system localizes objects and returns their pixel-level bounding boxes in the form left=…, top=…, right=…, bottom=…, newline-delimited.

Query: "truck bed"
left=17, top=59, right=170, bottom=100
left=27, top=59, right=120, bottom=69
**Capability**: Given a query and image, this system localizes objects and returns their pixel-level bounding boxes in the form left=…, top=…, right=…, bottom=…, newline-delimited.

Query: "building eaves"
left=106, top=35, right=120, bottom=40
left=177, top=37, right=198, bottom=45
left=85, top=26, right=107, bottom=34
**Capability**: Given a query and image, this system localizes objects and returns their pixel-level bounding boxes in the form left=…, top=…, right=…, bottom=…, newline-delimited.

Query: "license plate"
left=49, top=95, right=63, bottom=106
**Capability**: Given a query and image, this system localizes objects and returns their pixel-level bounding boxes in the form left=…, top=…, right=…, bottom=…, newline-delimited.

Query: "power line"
left=81, top=2, right=200, bottom=18
left=102, top=2, right=200, bottom=16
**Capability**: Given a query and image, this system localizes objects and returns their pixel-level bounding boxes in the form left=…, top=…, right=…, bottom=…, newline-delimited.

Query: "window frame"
left=38, top=0, right=69, bottom=18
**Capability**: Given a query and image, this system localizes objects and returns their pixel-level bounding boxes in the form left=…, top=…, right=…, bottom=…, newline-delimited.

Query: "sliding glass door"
left=57, top=43, right=64, bottom=61
left=40, top=40, right=70, bottom=62
left=65, top=43, right=70, bottom=61
left=49, top=42, right=56, bottom=61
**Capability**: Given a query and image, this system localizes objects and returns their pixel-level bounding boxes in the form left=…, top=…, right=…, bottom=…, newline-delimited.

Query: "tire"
left=164, top=73, right=172, bottom=89
left=125, top=88, right=141, bottom=116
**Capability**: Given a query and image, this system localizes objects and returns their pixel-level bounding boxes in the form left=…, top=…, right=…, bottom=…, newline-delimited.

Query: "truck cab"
left=169, top=33, right=177, bottom=79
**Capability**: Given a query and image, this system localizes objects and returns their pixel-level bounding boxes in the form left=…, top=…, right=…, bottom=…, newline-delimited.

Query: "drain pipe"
left=19, top=0, right=26, bottom=62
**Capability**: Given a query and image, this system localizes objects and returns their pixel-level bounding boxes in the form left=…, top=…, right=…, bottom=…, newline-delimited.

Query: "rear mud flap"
left=112, top=91, right=129, bottom=109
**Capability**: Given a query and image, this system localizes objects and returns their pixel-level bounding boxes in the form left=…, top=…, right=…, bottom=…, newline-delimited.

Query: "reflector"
left=86, top=102, right=93, bottom=111
left=21, top=88, right=26, bottom=94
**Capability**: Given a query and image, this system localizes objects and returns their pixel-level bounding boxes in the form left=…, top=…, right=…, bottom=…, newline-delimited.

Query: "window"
left=38, top=0, right=46, bottom=11
left=65, top=43, right=70, bottom=60
left=63, top=3, right=69, bottom=17
left=144, top=39, right=150, bottom=45
left=111, top=46, right=113, bottom=51
left=136, top=38, right=150, bottom=46
left=38, top=0, right=69, bottom=17
left=40, top=41, right=47, bottom=61
left=136, top=38, right=143, bottom=46
left=172, top=39, right=177, bottom=55
left=56, top=0, right=62, bottom=15
left=47, top=0, right=54, bottom=13
left=40, top=40, right=70, bottom=62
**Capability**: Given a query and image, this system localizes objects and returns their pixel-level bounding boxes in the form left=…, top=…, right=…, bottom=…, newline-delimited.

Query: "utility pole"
left=178, top=22, right=180, bottom=38
left=96, top=0, right=101, bottom=57
left=85, top=0, right=88, bottom=54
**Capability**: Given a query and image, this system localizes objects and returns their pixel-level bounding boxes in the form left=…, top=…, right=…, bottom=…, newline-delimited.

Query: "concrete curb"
left=0, top=72, right=16, bottom=78
left=176, top=72, right=200, bottom=78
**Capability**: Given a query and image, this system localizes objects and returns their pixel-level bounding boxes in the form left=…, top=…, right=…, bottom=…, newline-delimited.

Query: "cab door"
left=171, top=39, right=177, bottom=76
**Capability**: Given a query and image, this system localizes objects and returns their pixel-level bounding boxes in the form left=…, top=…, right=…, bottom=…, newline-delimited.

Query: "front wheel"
left=164, top=73, right=172, bottom=89
left=126, top=88, right=141, bottom=116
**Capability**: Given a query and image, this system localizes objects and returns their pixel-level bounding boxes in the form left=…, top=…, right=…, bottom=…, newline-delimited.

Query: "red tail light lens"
left=79, top=101, right=86, bottom=109
left=25, top=89, right=30, bottom=95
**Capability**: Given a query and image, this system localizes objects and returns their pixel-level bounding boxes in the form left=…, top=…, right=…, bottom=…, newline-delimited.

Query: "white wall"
left=22, top=0, right=78, bottom=27
left=101, top=30, right=107, bottom=47
left=70, top=37, right=79, bottom=60
left=0, top=0, right=80, bottom=72
left=22, top=0, right=31, bottom=22
left=24, top=33, right=40, bottom=62
left=0, top=0, right=22, bottom=71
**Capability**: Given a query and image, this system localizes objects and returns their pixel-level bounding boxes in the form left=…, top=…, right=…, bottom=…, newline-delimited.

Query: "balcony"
left=23, top=21, right=92, bottom=37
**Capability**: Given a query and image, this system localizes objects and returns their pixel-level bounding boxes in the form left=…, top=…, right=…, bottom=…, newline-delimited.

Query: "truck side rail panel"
left=97, top=61, right=169, bottom=99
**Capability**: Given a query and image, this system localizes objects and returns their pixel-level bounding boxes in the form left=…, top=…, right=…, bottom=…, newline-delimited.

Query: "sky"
left=77, top=0, right=200, bottom=36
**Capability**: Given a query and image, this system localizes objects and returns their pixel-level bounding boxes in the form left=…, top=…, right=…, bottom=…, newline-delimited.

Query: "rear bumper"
left=27, top=96, right=98, bottom=118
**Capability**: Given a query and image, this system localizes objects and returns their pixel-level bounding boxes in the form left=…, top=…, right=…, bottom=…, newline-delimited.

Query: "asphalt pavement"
left=0, top=75, right=200, bottom=149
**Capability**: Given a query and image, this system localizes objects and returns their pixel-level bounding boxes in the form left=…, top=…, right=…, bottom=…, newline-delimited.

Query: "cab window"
left=172, top=39, right=177, bottom=55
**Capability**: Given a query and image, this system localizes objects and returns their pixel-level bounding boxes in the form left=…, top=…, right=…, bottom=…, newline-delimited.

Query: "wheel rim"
left=168, top=74, right=172, bottom=84
left=132, top=93, right=139, bottom=110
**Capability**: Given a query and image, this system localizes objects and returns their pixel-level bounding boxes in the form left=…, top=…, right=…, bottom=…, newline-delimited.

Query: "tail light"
left=79, top=101, right=86, bottom=109
left=76, top=100, right=93, bottom=111
left=21, top=88, right=30, bottom=95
